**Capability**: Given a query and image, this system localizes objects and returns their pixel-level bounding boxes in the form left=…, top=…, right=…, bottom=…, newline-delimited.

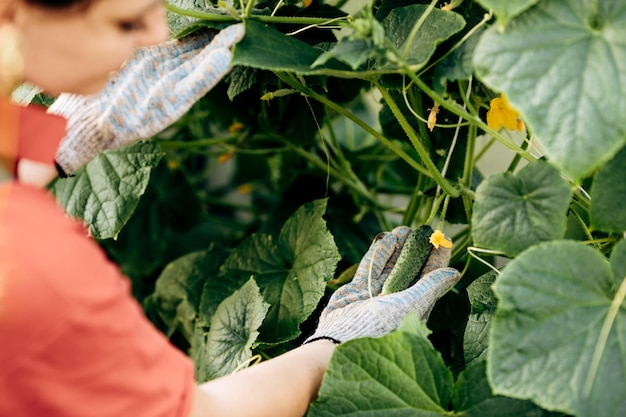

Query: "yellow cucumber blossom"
left=487, top=94, right=524, bottom=131
left=429, top=229, right=452, bottom=249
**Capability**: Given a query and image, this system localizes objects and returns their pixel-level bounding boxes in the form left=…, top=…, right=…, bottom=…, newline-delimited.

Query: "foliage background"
left=46, top=0, right=626, bottom=415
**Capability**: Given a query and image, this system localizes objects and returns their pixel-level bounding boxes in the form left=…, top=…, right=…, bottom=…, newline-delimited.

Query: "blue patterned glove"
left=49, top=24, right=245, bottom=175
left=305, top=226, right=461, bottom=344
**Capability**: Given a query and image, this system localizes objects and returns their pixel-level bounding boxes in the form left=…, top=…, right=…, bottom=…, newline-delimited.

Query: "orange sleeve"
left=0, top=183, right=195, bottom=417
left=0, top=97, right=66, bottom=174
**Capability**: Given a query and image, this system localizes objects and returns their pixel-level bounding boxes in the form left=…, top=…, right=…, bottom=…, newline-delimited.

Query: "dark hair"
left=26, top=0, right=92, bottom=8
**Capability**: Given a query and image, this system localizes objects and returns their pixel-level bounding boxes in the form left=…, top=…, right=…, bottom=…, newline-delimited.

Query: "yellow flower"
left=429, top=229, right=452, bottom=250
left=486, top=94, right=523, bottom=131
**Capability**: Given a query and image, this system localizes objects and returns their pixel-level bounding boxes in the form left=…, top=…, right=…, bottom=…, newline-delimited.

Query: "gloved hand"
left=305, top=226, right=460, bottom=344
left=48, top=23, right=245, bottom=176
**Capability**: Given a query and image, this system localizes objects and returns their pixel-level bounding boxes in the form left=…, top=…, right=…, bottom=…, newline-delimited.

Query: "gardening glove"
left=48, top=23, right=245, bottom=176
left=305, top=226, right=460, bottom=344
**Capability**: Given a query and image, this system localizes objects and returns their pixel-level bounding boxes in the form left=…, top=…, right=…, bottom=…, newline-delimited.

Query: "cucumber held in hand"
left=381, top=225, right=434, bottom=295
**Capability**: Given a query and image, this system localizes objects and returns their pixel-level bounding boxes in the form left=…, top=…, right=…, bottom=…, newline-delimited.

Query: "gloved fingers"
left=102, top=48, right=233, bottom=145
left=51, top=94, right=109, bottom=175
left=172, top=46, right=233, bottom=96
left=418, top=244, right=452, bottom=278
left=351, top=231, right=400, bottom=290
left=126, top=30, right=215, bottom=69
left=386, top=267, right=460, bottom=320
left=324, top=231, right=399, bottom=311
left=204, top=23, right=245, bottom=50
left=378, top=226, right=411, bottom=282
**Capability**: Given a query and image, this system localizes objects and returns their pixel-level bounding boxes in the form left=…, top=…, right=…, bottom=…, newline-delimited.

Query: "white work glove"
left=305, top=226, right=461, bottom=344
left=48, top=23, right=245, bottom=176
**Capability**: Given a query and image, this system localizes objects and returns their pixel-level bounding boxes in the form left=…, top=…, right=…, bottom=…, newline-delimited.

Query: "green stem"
left=462, top=123, right=477, bottom=227
left=166, top=3, right=346, bottom=25
left=462, top=124, right=477, bottom=187
left=437, top=194, right=451, bottom=229
left=506, top=134, right=529, bottom=173
left=425, top=193, right=446, bottom=225
left=417, top=10, right=492, bottom=77
left=274, top=72, right=434, bottom=179
left=570, top=207, right=594, bottom=242
left=280, top=137, right=382, bottom=208
left=405, top=72, right=536, bottom=163
left=158, top=136, right=238, bottom=149
left=584, top=275, right=626, bottom=397
left=402, top=0, right=438, bottom=59
left=375, top=80, right=459, bottom=198
left=244, top=0, right=256, bottom=19
left=403, top=174, right=426, bottom=226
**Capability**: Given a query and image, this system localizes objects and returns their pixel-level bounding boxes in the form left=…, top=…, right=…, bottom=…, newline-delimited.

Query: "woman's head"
left=1, top=0, right=169, bottom=96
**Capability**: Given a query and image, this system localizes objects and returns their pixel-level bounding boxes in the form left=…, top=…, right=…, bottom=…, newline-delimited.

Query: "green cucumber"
left=381, top=225, right=433, bottom=295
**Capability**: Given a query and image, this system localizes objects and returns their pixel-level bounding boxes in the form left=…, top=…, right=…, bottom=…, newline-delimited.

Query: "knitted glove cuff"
left=304, top=302, right=403, bottom=345
left=48, top=94, right=106, bottom=175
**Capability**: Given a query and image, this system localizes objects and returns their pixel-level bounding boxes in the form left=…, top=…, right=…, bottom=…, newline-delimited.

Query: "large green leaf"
left=219, top=199, right=341, bottom=343
left=381, top=5, right=466, bottom=68
left=471, top=161, right=572, bottom=257
left=473, top=0, right=626, bottom=180
left=307, top=331, right=454, bottom=417
left=313, top=5, right=465, bottom=72
left=50, top=139, right=162, bottom=239
left=144, top=245, right=229, bottom=340
left=591, top=144, right=626, bottom=232
left=463, top=272, right=497, bottom=366
left=308, top=317, right=553, bottom=416
left=193, top=279, right=269, bottom=383
left=231, top=20, right=327, bottom=73
left=488, top=240, right=626, bottom=417
left=455, top=361, right=560, bottom=417
left=474, top=0, right=541, bottom=26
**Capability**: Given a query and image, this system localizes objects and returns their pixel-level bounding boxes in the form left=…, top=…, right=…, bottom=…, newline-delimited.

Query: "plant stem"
left=274, top=72, right=434, bottom=179
left=584, top=275, right=626, bottom=397
left=405, top=72, right=536, bottom=163
left=402, top=174, right=427, bottom=226
left=166, top=3, right=347, bottom=25
left=375, top=81, right=460, bottom=198
left=402, top=0, right=438, bottom=59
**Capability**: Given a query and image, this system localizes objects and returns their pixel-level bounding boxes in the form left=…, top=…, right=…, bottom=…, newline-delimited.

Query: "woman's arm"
left=189, top=339, right=336, bottom=417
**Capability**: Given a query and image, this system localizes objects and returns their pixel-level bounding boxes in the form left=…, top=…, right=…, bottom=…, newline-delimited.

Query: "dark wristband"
left=54, top=160, right=71, bottom=178
left=303, top=336, right=341, bottom=345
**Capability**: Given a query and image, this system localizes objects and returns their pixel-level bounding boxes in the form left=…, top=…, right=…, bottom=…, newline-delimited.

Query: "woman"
left=0, top=1, right=461, bottom=416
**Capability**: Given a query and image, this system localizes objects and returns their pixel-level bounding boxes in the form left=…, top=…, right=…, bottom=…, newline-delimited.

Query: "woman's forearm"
left=189, top=339, right=336, bottom=417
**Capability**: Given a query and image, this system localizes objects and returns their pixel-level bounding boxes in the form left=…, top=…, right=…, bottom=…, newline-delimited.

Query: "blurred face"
left=13, top=0, right=169, bottom=95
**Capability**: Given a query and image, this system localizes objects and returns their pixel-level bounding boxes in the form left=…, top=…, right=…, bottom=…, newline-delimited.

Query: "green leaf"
left=473, top=0, right=626, bottom=180
left=474, top=0, right=541, bottom=26
left=398, top=311, right=433, bottom=340
left=231, top=20, right=326, bottom=73
left=50, top=139, right=162, bottom=240
left=193, top=278, right=269, bottom=382
left=307, top=332, right=454, bottom=417
left=219, top=199, right=341, bottom=343
left=312, top=38, right=377, bottom=71
left=434, top=27, right=484, bottom=92
left=464, top=272, right=497, bottom=366
left=591, top=144, right=626, bottom=232
left=488, top=240, right=626, bottom=417
left=381, top=4, right=466, bottom=68
left=454, top=361, right=559, bottom=417
left=471, top=161, right=572, bottom=257
left=145, top=245, right=229, bottom=340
